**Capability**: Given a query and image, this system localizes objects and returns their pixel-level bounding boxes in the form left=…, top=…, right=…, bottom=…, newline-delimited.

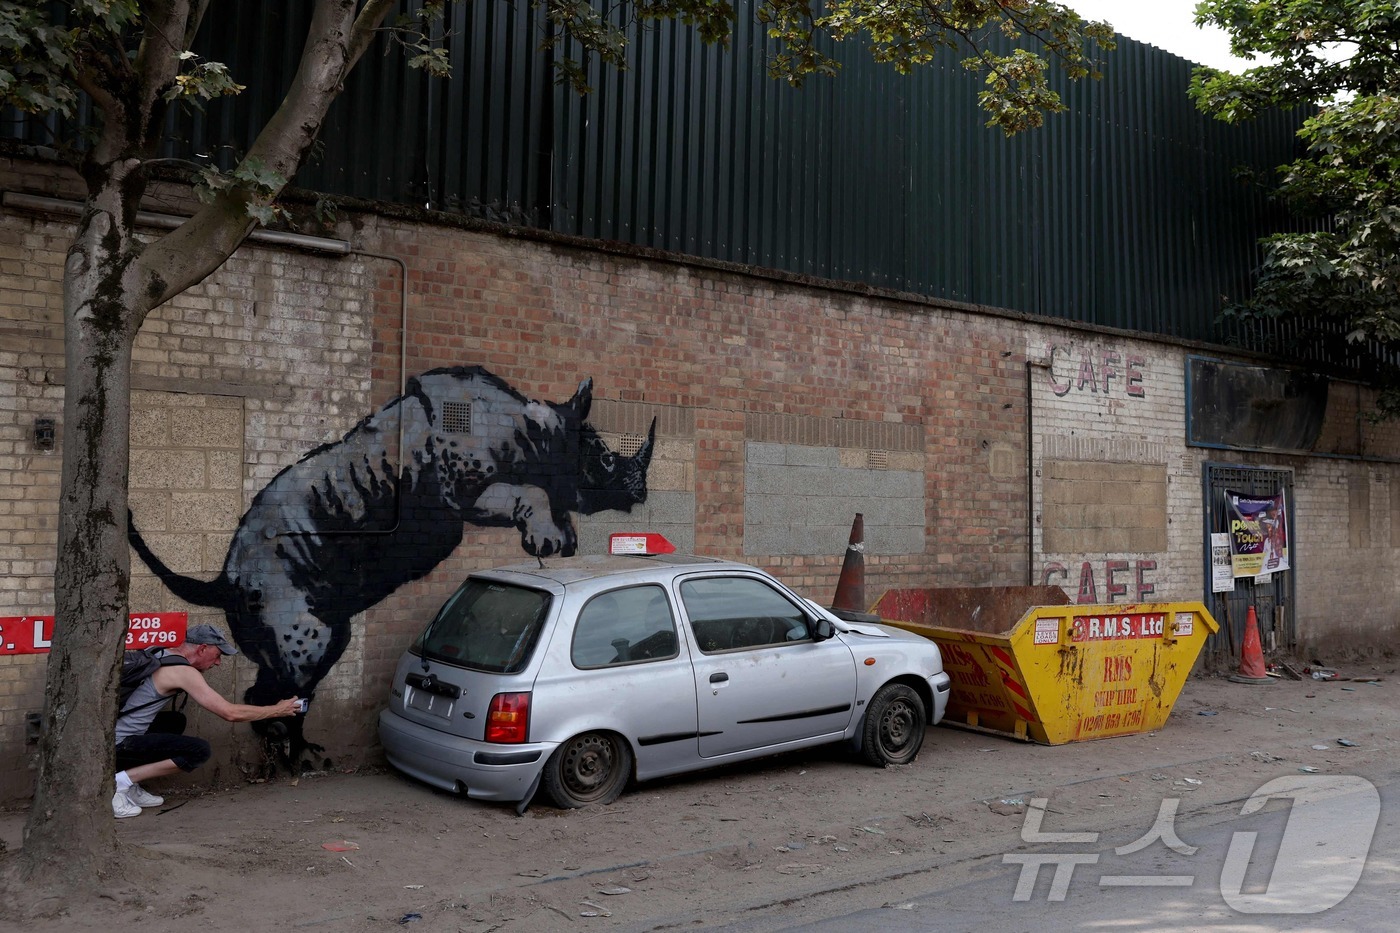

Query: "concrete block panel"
left=172, top=403, right=242, bottom=451
left=208, top=450, right=243, bottom=490
left=1043, top=459, right=1167, bottom=554
left=130, top=449, right=207, bottom=490
left=168, top=492, right=243, bottom=533
left=130, top=408, right=168, bottom=447
left=743, top=443, right=925, bottom=557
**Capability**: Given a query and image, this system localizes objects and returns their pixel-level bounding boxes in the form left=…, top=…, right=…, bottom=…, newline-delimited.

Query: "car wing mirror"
left=809, top=616, right=835, bottom=641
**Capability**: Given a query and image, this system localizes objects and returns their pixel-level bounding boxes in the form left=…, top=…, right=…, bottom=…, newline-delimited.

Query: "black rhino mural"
left=128, top=366, right=654, bottom=768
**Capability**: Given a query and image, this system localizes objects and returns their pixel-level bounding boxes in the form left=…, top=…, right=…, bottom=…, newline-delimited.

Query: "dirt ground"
left=2, top=658, right=1397, bottom=933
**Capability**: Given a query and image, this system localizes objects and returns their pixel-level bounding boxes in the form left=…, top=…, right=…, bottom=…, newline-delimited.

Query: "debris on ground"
left=987, top=799, right=1025, bottom=816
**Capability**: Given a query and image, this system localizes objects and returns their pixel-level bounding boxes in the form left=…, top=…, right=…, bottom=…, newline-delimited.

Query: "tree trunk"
left=19, top=195, right=141, bottom=888
left=5, top=1, right=393, bottom=898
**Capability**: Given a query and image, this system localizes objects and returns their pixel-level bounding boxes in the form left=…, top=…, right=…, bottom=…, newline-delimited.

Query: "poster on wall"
left=1211, top=532, right=1236, bottom=592
left=1226, top=489, right=1290, bottom=577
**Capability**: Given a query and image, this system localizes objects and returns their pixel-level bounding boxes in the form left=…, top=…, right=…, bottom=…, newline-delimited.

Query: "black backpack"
left=118, top=647, right=190, bottom=717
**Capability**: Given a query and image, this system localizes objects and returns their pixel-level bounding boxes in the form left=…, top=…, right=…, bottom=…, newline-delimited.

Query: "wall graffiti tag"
left=1046, top=345, right=1146, bottom=398
left=128, top=366, right=654, bottom=768
left=1042, top=559, right=1158, bottom=604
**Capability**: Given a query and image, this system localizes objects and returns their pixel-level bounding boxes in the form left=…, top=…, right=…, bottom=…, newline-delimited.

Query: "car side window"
left=571, top=585, right=679, bottom=669
left=680, top=577, right=811, bottom=654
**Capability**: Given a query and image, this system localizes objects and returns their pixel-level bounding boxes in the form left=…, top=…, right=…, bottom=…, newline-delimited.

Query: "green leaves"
left=533, top=0, right=1112, bottom=130
left=195, top=158, right=290, bottom=225
left=163, top=54, right=246, bottom=103
left=0, top=0, right=82, bottom=116
left=1192, top=2, right=1400, bottom=385
left=756, top=0, right=1115, bottom=134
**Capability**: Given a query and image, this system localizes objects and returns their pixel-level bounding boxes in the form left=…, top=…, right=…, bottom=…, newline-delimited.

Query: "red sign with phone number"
left=0, top=613, right=188, bottom=655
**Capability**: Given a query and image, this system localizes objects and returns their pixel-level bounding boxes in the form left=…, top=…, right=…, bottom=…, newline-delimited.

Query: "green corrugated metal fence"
left=3, top=0, right=1312, bottom=351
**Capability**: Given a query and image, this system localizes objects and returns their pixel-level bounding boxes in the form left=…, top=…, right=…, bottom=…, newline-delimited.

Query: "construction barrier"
left=870, top=587, right=1219, bottom=745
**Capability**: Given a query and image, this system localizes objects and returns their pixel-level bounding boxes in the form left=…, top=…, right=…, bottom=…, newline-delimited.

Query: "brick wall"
left=5, top=156, right=1400, bottom=803
left=1027, top=337, right=1192, bottom=604
left=0, top=158, right=377, bottom=797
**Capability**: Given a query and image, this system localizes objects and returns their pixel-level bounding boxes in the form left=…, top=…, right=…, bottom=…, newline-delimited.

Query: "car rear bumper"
left=378, top=708, right=553, bottom=802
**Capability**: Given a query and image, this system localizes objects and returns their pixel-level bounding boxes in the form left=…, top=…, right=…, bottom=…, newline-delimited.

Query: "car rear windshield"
left=415, top=579, right=552, bottom=673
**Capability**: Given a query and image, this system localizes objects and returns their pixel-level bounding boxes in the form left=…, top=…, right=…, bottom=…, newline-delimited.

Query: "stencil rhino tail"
left=127, top=510, right=236, bottom=609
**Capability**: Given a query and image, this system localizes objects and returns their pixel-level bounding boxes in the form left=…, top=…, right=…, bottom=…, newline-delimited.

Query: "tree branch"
left=184, top=0, right=212, bottom=48
left=133, top=0, right=401, bottom=305
left=348, top=0, right=400, bottom=71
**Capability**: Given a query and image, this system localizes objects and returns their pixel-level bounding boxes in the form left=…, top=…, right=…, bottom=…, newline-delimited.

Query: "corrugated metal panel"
left=169, top=1, right=554, bottom=224
left=550, top=16, right=1305, bottom=345
left=2, top=0, right=1312, bottom=352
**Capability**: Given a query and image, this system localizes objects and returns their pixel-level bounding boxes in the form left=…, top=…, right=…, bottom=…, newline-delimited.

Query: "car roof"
left=474, top=553, right=753, bottom=588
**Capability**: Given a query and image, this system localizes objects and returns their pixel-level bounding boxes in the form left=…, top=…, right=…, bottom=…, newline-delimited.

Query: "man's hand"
left=270, top=697, right=302, bottom=718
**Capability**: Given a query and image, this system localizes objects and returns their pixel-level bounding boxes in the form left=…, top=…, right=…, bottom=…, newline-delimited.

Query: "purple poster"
left=1226, top=489, right=1289, bottom=576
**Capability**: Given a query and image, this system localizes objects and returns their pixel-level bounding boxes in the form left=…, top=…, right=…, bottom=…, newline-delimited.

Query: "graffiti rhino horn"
left=633, top=418, right=657, bottom=471
left=576, top=417, right=656, bottom=515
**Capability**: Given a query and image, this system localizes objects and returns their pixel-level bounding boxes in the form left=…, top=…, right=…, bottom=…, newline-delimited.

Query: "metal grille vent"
left=441, top=401, right=471, bottom=434
left=866, top=449, right=889, bottom=470
left=618, top=434, right=645, bottom=457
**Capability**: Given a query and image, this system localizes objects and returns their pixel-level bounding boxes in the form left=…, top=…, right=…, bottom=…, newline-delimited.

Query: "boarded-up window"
left=1042, top=460, right=1167, bottom=554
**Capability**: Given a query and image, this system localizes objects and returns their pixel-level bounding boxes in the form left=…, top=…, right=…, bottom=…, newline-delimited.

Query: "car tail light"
left=485, top=692, right=530, bottom=744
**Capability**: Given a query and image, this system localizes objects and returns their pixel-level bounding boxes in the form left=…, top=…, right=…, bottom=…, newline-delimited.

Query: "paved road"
left=729, top=771, right=1400, bottom=932
left=6, top=674, right=1397, bottom=933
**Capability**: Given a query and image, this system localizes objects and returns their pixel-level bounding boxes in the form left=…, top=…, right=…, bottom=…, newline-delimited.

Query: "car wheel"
left=542, top=731, right=633, bottom=808
left=861, top=683, right=927, bottom=767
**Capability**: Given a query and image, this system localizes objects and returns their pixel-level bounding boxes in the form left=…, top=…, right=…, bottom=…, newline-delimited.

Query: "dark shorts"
left=114, top=712, right=211, bottom=772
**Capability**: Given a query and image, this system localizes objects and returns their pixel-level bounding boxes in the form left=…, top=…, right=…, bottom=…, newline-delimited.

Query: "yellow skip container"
left=869, top=587, right=1219, bottom=745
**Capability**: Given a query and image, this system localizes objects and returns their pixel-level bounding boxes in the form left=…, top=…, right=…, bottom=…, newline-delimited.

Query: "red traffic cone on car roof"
left=1228, top=606, right=1272, bottom=685
left=831, top=513, right=867, bottom=616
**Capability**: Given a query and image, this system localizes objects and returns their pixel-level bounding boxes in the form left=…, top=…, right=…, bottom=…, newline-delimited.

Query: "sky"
left=1065, top=1, right=1255, bottom=72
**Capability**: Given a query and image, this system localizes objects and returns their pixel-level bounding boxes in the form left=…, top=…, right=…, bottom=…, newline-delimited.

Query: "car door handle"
left=709, top=672, right=729, bottom=684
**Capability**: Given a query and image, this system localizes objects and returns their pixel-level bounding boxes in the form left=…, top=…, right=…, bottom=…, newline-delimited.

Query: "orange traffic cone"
left=831, top=513, right=867, bottom=615
left=1228, top=606, right=1273, bottom=685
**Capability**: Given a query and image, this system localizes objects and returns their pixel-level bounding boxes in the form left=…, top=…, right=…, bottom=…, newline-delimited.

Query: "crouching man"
left=113, top=623, right=301, bottom=818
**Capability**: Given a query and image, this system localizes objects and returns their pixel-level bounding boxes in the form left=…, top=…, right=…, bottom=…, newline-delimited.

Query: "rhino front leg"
left=471, top=483, right=577, bottom=557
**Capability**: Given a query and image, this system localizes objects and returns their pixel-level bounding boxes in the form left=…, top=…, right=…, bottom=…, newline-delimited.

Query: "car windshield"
left=415, top=578, right=552, bottom=673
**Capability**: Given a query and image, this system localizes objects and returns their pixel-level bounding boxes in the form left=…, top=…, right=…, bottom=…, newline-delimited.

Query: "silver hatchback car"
left=379, top=550, right=951, bottom=809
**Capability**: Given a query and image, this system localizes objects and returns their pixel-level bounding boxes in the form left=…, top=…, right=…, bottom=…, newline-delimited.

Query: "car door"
left=530, top=583, right=700, bottom=778
left=679, top=574, right=857, bottom=759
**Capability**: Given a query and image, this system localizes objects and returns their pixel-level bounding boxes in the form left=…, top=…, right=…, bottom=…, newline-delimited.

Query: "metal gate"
left=1202, top=463, right=1295, bottom=666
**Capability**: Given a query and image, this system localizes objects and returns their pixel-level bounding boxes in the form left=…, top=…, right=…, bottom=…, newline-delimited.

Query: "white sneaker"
left=112, top=790, right=142, bottom=819
left=125, top=783, right=164, bottom=807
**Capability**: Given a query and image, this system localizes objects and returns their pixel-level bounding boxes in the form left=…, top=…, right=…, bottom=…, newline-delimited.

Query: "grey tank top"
left=115, top=676, right=176, bottom=742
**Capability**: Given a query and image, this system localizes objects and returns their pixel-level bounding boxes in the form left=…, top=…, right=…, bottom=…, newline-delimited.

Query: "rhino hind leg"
left=242, top=609, right=350, bottom=774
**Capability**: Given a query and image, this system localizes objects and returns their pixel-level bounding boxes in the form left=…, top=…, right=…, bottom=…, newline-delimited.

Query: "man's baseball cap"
left=186, top=623, right=239, bottom=655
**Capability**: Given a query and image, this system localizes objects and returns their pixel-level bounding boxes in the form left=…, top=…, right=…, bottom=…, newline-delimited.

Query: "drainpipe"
left=342, top=248, right=409, bottom=536
left=1025, top=357, right=1051, bottom=587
